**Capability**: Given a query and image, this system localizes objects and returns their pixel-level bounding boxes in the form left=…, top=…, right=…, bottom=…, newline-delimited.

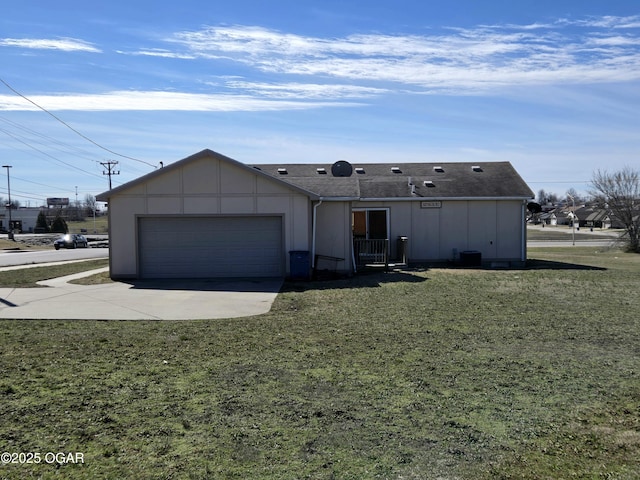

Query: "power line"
left=0, top=114, right=98, bottom=163
left=0, top=114, right=152, bottom=178
left=528, top=181, right=590, bottom=184
left=12, top=175, right=75, bottom=193
left=0, top=188, right=48, bottom=203
left=0, top=127, right=105, bottom=179
left=0, top=77, right=157, bottom=168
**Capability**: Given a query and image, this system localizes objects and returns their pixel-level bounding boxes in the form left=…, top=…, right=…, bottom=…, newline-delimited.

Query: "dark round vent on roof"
left=331, top=160, right=353, bottom=177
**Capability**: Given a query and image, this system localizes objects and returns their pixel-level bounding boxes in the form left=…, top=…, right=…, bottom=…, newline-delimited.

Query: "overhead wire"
left=0, top=121, right=131, bottom=192
left=0, top=187, right=48, bottom=203
left=0, top=127, right=105, bottom=179
left=11, top=175, right=80, bottom=197
left=0, top=114, right=98, bottom=163
left=0, top=76, right=157, bottom=168
left=528, top=181, right=590, bottom=184
left=0, top=78, right=151, bottom=200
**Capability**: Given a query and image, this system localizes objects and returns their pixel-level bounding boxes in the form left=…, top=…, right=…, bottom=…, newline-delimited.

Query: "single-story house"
left=97, top=149, right=534, bottom=279
left=577, top=206, right=610, bottom=229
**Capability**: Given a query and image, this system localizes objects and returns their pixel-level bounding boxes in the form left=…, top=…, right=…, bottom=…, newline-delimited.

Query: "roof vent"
left=316, top=167, right=327, bottom=174
left=355, top=167, right=365, bottom=174
left=424, top=180, right=435, bottom=187
left=277, top=168, right=288, bottom=175
left=433, top=166, right=444, bottom=172
left=391, top=166, right=402, bottom=173
left=472, top=165, right=483, bottom=172
left=331, top=160, right=353, bottom=177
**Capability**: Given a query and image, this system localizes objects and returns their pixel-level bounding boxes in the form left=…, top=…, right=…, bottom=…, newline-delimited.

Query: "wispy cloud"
left=4, top=15, right=639, bottom=113
left=586, top=35, right=640, bottom=47
left=220, top=81, right=389, bottom=99
left=0, top=37, right=100, bottom=52
left=163, top=16, right=640, bottom=93
left=116, top=48, right=196, bottom=59
left=568, top=15, right=640, bottom=29
left=0, top=91, right=361, bottom=112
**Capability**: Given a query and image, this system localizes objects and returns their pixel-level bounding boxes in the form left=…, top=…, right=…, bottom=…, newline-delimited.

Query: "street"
left=528, top=240, right=620, bottom=248
left=0, top=246, right=108, bottom=268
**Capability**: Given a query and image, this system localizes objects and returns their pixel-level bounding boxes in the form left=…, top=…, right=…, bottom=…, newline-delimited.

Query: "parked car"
left=54, top=234, right=89, bottom=250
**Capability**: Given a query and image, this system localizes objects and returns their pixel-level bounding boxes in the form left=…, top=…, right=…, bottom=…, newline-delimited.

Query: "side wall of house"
left=418, top=199, right=525, bottom=263
left=108, top=157, right=311, bottom=278
left=349, top=199, right=526, bottom=265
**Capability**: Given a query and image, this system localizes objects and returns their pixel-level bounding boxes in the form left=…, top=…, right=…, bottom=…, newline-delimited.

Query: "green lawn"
left=67, top=216, right=109, bottom=234
left=0, top=248, right=638, bottom=479
left=527, top=225, right=624, bottom=242
left=0, top=259, right=109, bottom=288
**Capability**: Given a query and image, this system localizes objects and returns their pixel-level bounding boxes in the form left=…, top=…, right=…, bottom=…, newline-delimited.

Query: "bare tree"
left=537, top=189, right=547, bottom=204
left=536, top=189, right=560, bottom=205
left=566, top=188, right=584, bottom=205
left=84, top=194, right=97, bottom=216
left=590, top=166, right=640, bottom=252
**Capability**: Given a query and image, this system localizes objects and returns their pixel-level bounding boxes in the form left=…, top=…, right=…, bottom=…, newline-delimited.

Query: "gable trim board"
left=98, top=149, right=534, bottom=279
left=101, top=149, right=319, bottom=201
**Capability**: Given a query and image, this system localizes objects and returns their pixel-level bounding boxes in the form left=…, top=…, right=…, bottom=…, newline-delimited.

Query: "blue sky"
left=1, top=0, right=639, bottom=206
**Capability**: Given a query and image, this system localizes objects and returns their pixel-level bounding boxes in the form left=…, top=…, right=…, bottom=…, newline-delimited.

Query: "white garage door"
left=138, top=216, right=283, bottom=278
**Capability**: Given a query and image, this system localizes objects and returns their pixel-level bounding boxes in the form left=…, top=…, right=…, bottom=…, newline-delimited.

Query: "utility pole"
left=2, top=165, right=12, bottom=239
left=567, top=193, right=576, bottom=246
left=74, top=186, right=79, bottom=221
left=101, top=160, right=120, bottom=190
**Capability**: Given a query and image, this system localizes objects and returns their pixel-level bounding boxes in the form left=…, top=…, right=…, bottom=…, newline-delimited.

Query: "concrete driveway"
left=0, top=268, right=283, bottom=320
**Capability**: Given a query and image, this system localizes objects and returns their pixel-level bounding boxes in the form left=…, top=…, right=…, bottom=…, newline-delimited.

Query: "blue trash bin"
left=289, top=250, right=310, bottom=280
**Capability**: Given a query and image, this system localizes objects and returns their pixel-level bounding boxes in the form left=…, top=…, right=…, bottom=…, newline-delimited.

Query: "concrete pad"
left=0, top=268, right=283, bottom=320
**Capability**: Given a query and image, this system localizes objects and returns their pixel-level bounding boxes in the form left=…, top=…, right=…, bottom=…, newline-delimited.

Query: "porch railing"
left=353, top=238, right=389, bottom=270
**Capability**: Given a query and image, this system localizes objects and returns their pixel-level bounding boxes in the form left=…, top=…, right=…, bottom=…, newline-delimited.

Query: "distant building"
left=0, top=207, right=42, bottom=233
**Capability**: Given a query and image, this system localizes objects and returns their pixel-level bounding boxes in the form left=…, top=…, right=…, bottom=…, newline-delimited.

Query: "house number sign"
left=420, top=201, right=442, bottom=208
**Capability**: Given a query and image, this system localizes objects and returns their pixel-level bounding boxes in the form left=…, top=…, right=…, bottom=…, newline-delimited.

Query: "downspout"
left=311, top=198, right=323, bottom=269
left=352, top=237, right=357, bottom=274
left=521, top=200, right=527, bottom=263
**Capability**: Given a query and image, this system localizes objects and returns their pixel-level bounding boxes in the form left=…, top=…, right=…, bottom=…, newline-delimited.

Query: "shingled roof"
left=252, top=161, right=534, bottom=199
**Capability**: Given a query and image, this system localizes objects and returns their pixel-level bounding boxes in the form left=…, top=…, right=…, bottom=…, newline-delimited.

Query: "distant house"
left=552, top=202, right=584, bottom=227
left=97, top=149, right=534, bottom=279
left=577, top=206, right=610, bottom=229
left=609, top=209, right=640, bottom=230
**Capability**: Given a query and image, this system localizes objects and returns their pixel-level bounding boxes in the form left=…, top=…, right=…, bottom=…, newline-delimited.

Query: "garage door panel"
left=138, top=216, right=283, bottom=278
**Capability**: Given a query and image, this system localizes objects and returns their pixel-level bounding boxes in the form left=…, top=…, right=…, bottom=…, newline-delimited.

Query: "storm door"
left=352, top=209, right=388, bottom=240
